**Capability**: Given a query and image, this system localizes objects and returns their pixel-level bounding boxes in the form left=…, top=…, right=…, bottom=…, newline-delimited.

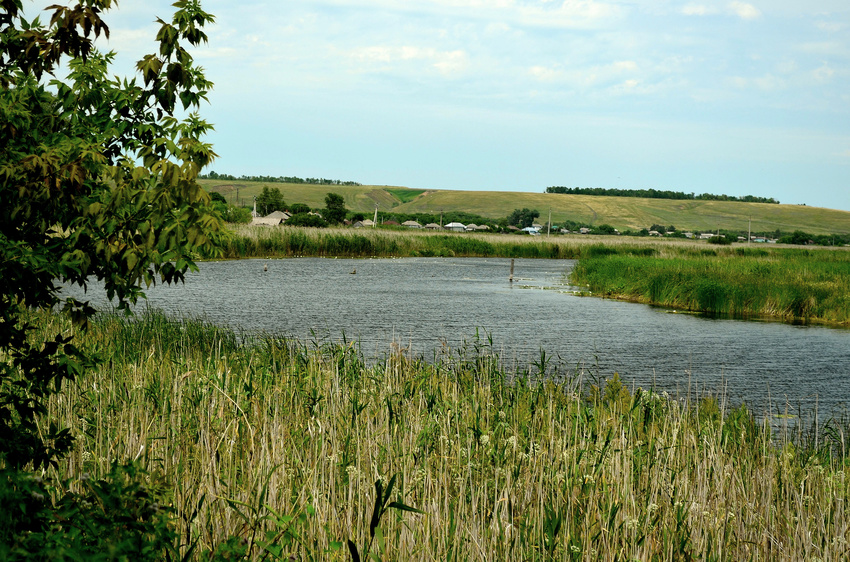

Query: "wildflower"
left=648, top=503, right=659, bottom=514
left=506, top=435, right=518, bottom=450
left=480, top=434, right=490, bottom=446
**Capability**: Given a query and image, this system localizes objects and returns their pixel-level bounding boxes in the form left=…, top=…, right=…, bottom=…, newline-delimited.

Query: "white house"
left=444, top=222, right=466, bottom=232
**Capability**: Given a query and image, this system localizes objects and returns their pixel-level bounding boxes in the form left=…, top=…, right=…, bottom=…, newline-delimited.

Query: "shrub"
left=286, top=213, right=328, bottom=228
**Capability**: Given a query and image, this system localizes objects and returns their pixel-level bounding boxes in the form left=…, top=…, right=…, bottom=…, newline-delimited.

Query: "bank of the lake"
left=218, top=224, right=681, bottom=260
left=571, top=246, right=850, bottom=326
left=47, top=310, right=850, bottom=560
left=219, top=225, right=850, bottom=325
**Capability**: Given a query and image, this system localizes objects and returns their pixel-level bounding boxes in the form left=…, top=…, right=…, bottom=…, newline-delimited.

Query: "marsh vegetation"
left=38, top=310, right=850, bottom=560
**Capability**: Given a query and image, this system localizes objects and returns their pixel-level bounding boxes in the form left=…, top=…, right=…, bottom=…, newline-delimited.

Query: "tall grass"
left=217, top=226, right=697, bottom=260
left=572, top=246, right=850, bottom=325
left=39, top=310, right=850, bottom=560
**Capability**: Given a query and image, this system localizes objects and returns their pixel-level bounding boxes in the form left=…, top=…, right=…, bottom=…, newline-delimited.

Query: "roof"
left=251, top=217, right=281, bottom=226
left=266, top=211, right=290, bottom=220
left=402, top=220, right=422, bottom=227
left=424, top=223, right=442, bottom=229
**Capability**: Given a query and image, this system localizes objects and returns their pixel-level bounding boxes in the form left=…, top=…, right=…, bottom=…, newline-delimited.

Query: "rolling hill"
left=199, top=179, right=850, bottom=236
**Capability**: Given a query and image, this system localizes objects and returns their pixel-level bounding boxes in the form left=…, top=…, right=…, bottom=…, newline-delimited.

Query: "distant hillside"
left=198, top=180, right=850, bottom=236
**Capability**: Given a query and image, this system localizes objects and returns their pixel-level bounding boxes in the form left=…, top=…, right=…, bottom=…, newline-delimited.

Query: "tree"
left=324, top=192, right=347, bottom=223
left=289, top=202, right=311, bottom=215
left=1, top=0, right=221, bottom=475
left=508, top=208, right=540, bottom=229
left=256, top=185, right=286, bottom=215
left=287, top=213, right=328, bottom=228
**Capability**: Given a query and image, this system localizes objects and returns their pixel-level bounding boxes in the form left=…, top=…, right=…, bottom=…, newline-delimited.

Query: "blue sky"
left=74, top=1, right=850, bottom=210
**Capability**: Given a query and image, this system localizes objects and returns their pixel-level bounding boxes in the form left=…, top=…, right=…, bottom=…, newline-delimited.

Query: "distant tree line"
left=545, top=186, right=779, bottom=204
left=200, top=171, right=361, bottom=186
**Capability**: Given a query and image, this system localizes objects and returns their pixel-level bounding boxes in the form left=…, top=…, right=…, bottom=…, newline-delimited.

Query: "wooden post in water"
left=509, top=259, right=515, bottom=283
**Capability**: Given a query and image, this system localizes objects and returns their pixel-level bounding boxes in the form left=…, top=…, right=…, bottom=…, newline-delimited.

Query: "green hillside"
left=199, top=180, right=850, bottom=235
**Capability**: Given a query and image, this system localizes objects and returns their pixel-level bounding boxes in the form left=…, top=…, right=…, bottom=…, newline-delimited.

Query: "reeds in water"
left=38, top=310, right=850, bottom=560
left=572, top=246, right=850, bottom=325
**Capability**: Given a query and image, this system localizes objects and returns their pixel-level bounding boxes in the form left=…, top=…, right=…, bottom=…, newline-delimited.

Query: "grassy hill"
left=199, top=179, right=850, bottom=235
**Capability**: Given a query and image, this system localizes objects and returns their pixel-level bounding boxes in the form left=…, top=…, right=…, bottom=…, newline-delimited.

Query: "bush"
left=707, top=235, right=733, bottom=245
left=286, top=213, right=328, bottom=228
left=0, top=463, right=178, bottom=561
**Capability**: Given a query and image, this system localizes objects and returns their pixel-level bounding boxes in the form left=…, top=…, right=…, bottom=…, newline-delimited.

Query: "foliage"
left=0, top=463, right=178, bottom=561
left=256, top=186, right=286, bottom=216
left=200, top=171, right=362, bottom=186
left=546, top=185, right=780, bottom=204
left=289, top=202, right=311, bottom=215
left=707, top=234, right=733, bottom=245
left=323, top=192, right=347, bottom=224
left=508, top=207, right=540, bottom=228
left=218, top=204, right=252, bottom=224
left=1, top=0, right=222, bottom=470
left=286, top=212, right=328, bottom=228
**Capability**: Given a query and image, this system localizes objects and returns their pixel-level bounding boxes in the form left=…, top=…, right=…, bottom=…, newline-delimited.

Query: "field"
left=42, top=310, right=850, bottom=560
left=199, top=179, right=850, bottom=236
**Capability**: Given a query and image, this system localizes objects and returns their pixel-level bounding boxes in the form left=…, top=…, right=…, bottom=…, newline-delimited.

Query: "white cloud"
left=682, top=1, right=761, bottom=19
left=798, top=41, right=846, bottom=56
left=528, top=59, right=640, bottom=88
left=812, top=63, right=835, bottom=82
left=348, top=45, right=469, bottom=77
left=681, top=4, right=715, bottom=16
left=728, top=74, right=785, bottom=91
left=728, top=1, right=762, bottom=20
left=815, top=21, right=844, bottom=33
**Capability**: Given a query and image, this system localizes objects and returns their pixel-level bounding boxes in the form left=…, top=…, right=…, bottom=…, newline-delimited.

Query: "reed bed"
left=40, top=310, right=850, bottom=560
left=217, top=226, right=699, bottom=260
left=572, top=247, right=850, bottom=325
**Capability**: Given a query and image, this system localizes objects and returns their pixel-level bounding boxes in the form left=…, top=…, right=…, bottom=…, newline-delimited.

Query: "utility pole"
left=748, top=217, right=751, bottom=245
left=373, top=203, right=378, bottom=228
left=547, top=208, right=551, bottom=237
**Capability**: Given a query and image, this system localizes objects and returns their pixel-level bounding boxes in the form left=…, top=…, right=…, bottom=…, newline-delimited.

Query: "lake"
left=64, top=257, right=850, bottom=421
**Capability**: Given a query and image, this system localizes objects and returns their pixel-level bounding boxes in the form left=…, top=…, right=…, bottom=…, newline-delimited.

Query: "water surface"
left=65, top=257, right=850, bottom=419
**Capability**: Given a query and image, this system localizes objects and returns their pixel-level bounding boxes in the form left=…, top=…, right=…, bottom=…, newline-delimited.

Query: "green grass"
left=38, top=309, right=850, bottom=560
left=384, top=187, right=426, bottom=204
left=571, top=246, right=850, bottom=325
left=200, top=179, right=850, bottom=236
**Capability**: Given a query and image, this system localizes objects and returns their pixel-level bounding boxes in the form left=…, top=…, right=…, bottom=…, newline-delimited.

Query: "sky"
left=44, top=0, right=850, bottom=210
